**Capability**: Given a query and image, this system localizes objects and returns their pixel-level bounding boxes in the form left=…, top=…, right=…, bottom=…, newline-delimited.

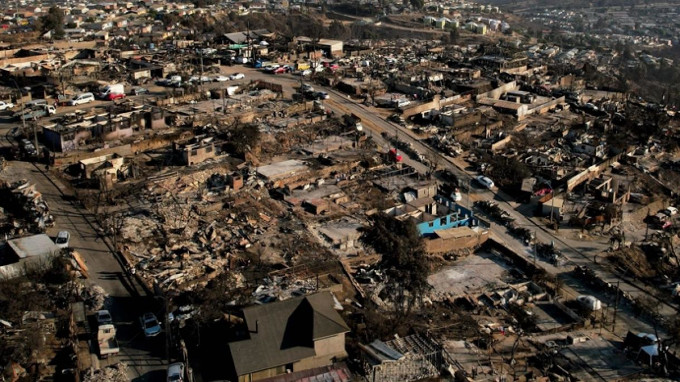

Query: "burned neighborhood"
left=1, top=0, right=680, bottom=381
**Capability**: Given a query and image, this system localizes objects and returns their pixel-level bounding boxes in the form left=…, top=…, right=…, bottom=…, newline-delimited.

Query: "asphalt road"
left=0, top=128, right=168, bottom=381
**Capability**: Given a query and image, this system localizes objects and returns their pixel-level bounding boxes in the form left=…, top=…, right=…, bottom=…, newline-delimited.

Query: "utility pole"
left=645, top=208, right=650, bottom=240
left=12, top=79, right=26, bottom=136
left=533, top=231, right=537, bottom=268
left=165, top=293, right=172, bottom=363
left=612, top=280, right=620, bottom=333
left=32, top=118, right=39, bottom=162
left=199, top=50, right=204, bottom=94
left=550, top=191, right=555, bottom=223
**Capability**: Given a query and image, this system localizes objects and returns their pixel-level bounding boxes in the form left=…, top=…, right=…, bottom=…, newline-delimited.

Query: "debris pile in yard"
left=607, top=245, right=657, bottom=279
left=108, top=170, right=302, bottom=294
left=83, top=363, right=128, bottom=382
left=0, top=179, right=54, bottom=236
left=84, top=284, right=110, bottom=311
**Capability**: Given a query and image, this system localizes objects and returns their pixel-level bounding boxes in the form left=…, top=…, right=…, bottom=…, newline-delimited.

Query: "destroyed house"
left=359, top=334, right=444, bottom=382
left=384, top=195, right=476, bottom=236
left=42, top=124, right=91, bottom=152
left=42, top=109, right=143, bottom=152
left=173, top=136, right=218, bottom=166
left=227, top=291, right=350, bottom=382
left=0, top=234, right=60, bottom=279
left=79, top=153, right=125, bottom=179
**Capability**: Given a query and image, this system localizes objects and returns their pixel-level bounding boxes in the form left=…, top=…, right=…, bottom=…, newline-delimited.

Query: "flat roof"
left=7, top=234, right=59, bottom=259
left=256, top=159, right=309, bottom=181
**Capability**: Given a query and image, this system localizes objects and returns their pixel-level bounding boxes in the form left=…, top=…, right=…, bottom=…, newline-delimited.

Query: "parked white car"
left=55, top=231, right=70, bottom=249
left=68, top=92, right=95, bottom=106
left=475, top=175, right=495, bottom=190
left=97, top=310, right=113, bottom=326
left=0, top=101, right=14, bottom=111
left=213, top=75, right=230, bottom=82
left=229, top=73, right=245, bottom=80
left=167, top=362, right=185, bottom=382
left=663, top=206, right=678, bottom=216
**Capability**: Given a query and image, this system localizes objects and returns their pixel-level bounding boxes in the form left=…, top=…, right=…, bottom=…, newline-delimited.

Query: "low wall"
left=401, top=95, right=441, bottom=118
left=565, top=152, right=625, bottom=191
left=529, top=96, right=566, bottom=115
left=54, top=144, right=132, bottom=167
left=475, top=81, right=518, bottom=101
left=425, top=230, right=488, bottom=253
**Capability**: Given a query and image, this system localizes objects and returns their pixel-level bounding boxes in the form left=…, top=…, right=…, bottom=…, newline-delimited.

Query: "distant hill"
left=481, top=0, right=670, bottom=10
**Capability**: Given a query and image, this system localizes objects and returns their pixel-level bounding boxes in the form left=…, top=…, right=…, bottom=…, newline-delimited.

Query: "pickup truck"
left=0, top=101, right=14, bottom=111
left=15, top=105, right=56, bottom=121
left=97, top=324, right=120, bottom=358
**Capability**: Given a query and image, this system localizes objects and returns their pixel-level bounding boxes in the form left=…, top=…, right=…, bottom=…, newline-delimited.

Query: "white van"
left=69, top=92, right=95, bottom=106
left=475, top=175, right=495, bottom=189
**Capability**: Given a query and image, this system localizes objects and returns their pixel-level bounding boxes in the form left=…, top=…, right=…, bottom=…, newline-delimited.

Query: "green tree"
left=226, top=124, right=261, bottom=157
left=360, top=213, right=430, bottom=315
left=40, top=6, right=65, bottom=39
left=409, top=0, right=424, bottom=10
left=449, top=27, right=459, bottom=44
left=327, top=20, right=349, bottom=40
left=486, top=155, right=530, bottom=190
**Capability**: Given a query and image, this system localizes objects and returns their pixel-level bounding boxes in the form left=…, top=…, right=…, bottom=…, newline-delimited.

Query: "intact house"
left=384, top=195, right=477, bottom=236
left=226, top=291, right=350, bottom=382
left=384, top=195, right=486, bottom=252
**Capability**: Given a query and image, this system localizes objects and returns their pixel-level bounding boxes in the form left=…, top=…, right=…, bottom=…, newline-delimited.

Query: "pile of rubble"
left=0, top=180, right=54, bottom=236
left=83, top=363, right=128, bottom=382
left=110, top=171, right=290, bottom=293
left=53, top=281, right=110, bottom=311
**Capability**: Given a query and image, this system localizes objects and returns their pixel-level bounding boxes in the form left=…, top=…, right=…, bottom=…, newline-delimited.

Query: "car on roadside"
left=663, top=206, right=678, bottom=216
left=139, top=312, right=161, bottom=337
left=301, top=69, right=312, bottom=76
left=229, top=73, right=245, bottom=80
left=167, top=362, right=185, bottom=382
left=188, top=75, right=211, bottom=83
left=314, top=91, right=329, bottom=100
left=68, top=92, right=95, bottom=106
left=97, top=310, right=113, bottom=326
left=55, top=230, right=70, bottom=249
left=0, top=101, right=14, bottom=111
left=213, top=75, right=230, bottom=82
left=131, top=87, right=148, bottom=95
left=24, top=99, right=48, bottom=109
left=262, top=64, right=280, bottom=73
left=19, top=138, right=37, bottom=157
left=475, top=175, right=495, bottom=190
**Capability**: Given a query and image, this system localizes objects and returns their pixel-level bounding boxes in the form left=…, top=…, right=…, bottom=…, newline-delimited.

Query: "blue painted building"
left=384, top=195, right=477, bottom=237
